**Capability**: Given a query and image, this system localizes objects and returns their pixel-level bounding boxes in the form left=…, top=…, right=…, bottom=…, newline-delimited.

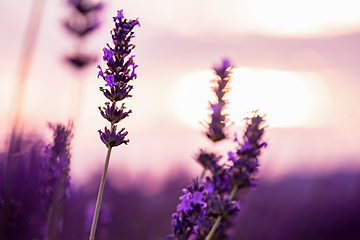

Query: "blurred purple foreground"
left=0, top=134, right=360, bottom=239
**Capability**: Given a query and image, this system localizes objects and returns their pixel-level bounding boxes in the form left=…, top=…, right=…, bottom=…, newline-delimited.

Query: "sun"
left=172, top=68, right=330, bottom=128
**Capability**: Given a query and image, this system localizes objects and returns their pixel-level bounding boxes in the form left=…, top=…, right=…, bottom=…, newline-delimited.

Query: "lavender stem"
left=205, top=185, right=238, bottom=240
left=205, top=216, right=222, bottom=240
left=200, top=168, right=207, bottom=179
left=89, top=141, right=113, bottom=240
left=229, top=185, right=238, bottom=200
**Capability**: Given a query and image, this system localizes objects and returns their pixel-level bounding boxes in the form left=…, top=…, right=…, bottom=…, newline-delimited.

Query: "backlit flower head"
left=230, top=112, right=267, bottom=188
left=205, top=59, right=233, bottom=142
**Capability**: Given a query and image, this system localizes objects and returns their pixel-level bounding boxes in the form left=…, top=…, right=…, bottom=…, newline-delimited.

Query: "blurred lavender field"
left=1, top=0, right=360, bottom=239
left=2, top=139, right=360, bottom=239
left=64, top=171, right=360, bottom=240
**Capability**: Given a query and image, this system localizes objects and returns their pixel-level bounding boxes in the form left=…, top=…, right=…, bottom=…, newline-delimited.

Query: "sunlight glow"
left=173, top=68, right=331, bottom=128
left=127, top=0, right=360, bottom=37
left=242, top=0, right=360, bottom=36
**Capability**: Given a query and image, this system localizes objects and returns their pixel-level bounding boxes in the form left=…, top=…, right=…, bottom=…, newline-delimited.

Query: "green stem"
left=200, top=168, right=207, bottom=179
left=89, top=146, right=113, bottom=240
left=229, top=185, right=238, bottom=200
left=205, top=216, right=222, bottom=240
left=204, top=185, right=238, bottom=240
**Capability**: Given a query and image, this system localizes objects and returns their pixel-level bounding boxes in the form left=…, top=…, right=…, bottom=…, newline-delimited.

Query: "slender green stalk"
left=204, top=185, right=238, bottom=240
left=205, top=216, right=222, bottom=240
left=200, top=168, right=207, bottom=179
left=89, top=145, right=113, bottom=240
left=229, top=185, right=238, bottom=200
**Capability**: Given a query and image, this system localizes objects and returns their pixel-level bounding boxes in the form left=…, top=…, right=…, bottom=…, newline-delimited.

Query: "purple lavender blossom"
left=168, top=178, right=208, bottom=240
left=206, top=164, right=233, bottom=195
left=90, top=10, right=139, bottom=239
left=204, top=111, right=266, bottom=239
left=194, top=194, right=240, bottom=240
left=229, top=112, right=267, bottom=189
left=170, top=60, right=267, bottom=240
left=63, top=0, right=103, bottom=69
left=177, top=188, right=207, bottom=214
left=43, top=123, right=73, bottom=239
left=196, top=150, right=221, bottom=171
left=102, top=48, right=114, bottom=62
left=97, top=10, right=139, bottom=96
left=99, top=82, right=133, bottom=102
left=196, top=112, right=267, bottom=240
left=97, top=9, right=139, bottom=146
left=205, top=59, right=233, bottom=142
left=98, top=125, right=129, bottom=148
left=104, top=74, right=116, bottom=88
left=99, top=102, right=131, bottom=124
left=40, top=123, right=73, bottom=206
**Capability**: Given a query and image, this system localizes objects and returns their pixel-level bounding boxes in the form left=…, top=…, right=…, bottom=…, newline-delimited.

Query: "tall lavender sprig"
left=42, top=123, right=73, bottom=240
left=202, top=112, right=267, bottom=240
left=200, top=61, right=267, bottom=239
left=168, top=60, right=233, bottom=240
left=169, top=60, right=267, bottom=240
left=89, top=10, right=139, bottom=240
left=198, top=60, right=232, bottom=178
left=205, top=59, right=232, bottom=142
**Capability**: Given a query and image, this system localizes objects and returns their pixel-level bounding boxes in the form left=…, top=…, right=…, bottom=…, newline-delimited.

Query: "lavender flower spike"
left=89, top=10, right=139, bottom=240
left=229, top=111, right=267, bottom=189
left=206, top=59, right=233, bottom=142
left=43, top=123, right=73, bottom=240
left=201, top=112, right=267, bottom=240
left=176, top=60, right=268, bottom=240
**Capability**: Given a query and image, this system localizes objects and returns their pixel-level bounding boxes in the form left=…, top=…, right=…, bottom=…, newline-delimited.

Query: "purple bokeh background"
left=1, top=0, right=360, bottom=239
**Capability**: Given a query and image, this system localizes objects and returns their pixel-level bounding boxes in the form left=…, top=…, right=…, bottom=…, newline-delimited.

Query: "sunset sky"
left=1, top=0, right=360, bottom=188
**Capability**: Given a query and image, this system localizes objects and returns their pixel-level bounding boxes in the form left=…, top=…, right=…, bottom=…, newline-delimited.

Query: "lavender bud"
left=98, top=125, right=129, bottom=148
left=98, top=102, right=131, bottom=124
left=196, top=150, right=221, bottom=170
left=99, top=83, right=133, bottom=102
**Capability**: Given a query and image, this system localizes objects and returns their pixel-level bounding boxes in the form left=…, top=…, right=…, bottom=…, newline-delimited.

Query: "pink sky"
left=1, top=0, right=360, bottom=187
